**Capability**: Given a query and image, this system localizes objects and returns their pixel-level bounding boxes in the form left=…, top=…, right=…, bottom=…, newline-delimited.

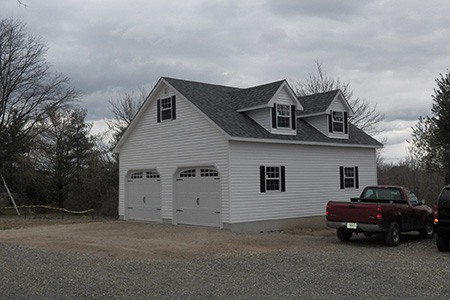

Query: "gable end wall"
left=118, top=86, right=230, bottom=223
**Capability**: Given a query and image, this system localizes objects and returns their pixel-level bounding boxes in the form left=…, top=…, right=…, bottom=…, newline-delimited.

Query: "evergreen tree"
left=411, top=71, right=450, bottom=183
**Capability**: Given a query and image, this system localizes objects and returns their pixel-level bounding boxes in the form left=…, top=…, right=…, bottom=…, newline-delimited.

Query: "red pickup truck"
left=326, top=186, right=434, bottom=246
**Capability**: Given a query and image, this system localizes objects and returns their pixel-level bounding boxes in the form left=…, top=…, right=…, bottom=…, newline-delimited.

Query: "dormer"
left=297, top=90, right=354, bottom=139
left=236, top=81, right=303, bottom=136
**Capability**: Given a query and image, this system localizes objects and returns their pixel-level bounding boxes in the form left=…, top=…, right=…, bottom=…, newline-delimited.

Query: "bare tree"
left=106, top=87, right=148, bottom=143
left=291, top=61, right=384, bottom=136
left=0, top=18, right=77, bottom=171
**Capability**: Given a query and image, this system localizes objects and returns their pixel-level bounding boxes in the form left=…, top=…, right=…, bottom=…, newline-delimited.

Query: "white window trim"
left=276, top=104, right=291, bottom=129
left=265, top=166, right=281, bottom=192
left=343, top=167, right=355, bottom=188
left=332, top=111, right=344, bottom=133
left=160, top=97, right=173, bottom=121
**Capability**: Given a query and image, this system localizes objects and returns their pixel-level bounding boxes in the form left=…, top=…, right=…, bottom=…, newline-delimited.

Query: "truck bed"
left=327, top=201, right=384, bottom=224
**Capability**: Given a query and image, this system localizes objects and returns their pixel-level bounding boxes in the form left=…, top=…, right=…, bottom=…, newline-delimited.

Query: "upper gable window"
left=272, top=104, right=296, bottom=130
left=328, top=110, right=348, bottom=134
left=157, top=96, right=176, bottom=122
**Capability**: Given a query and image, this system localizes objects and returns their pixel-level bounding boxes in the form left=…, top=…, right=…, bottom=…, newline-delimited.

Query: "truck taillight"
left=326, top=203, right=329, bottom=216
left=376, top=206, right=382, bottom=221
left=434, top=205, right=439, bottom=224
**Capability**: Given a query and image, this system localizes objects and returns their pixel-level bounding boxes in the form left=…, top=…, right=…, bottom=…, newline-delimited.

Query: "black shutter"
left=328, top=111, right=333, bottom=132
left=157, top=99, right=161, bottom=123
left=260, top=166, right=266, bottom=193
left=344, top=111, right=348, bottom=134
left=339, top=166, right=344, bottom=189
left=281, top=166, right=286, bottom=192
left=171, top=96, right=176, bottom=120
left=272, top=103, right=277, bottom=128
left=290, top=105, right=296, bottom=130
left=355, top=166, right=359, bottom=189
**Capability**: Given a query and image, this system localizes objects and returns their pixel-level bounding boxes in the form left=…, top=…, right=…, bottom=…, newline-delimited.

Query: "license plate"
left=346, top=222, right=357, bottom=229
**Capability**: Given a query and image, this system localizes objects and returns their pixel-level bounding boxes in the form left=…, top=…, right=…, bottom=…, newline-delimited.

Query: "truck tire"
left=384, top=222, right=400, bottom=246
left=436, top=235, right=449, bottom=252
left=337, top=228, right=352, bottom=242
left=419, top=220, right=434, bottom=238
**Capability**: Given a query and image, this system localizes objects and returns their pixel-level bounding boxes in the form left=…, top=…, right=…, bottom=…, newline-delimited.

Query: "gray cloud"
left=3, top=0, right=450, bottom=162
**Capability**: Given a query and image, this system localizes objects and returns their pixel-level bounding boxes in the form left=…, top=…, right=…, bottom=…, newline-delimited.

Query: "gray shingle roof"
left=163, top=77, right=382, bottom=147
left=297, top=90, right=340, bottom=115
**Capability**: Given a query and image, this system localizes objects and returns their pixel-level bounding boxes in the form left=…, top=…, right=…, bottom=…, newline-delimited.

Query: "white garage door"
left=175, top=167, right=221, bottom=227
left=126, top=170, right=161, bottom=222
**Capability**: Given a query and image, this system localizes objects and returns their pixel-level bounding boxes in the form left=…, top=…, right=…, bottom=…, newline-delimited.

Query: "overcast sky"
left=4, top=0, right=450, bottom=163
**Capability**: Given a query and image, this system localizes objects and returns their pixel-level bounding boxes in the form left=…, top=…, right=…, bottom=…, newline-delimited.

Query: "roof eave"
left=228, top=136, right=383, bottom=149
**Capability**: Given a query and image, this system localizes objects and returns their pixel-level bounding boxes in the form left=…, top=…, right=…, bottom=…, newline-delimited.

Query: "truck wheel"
left=419, top=221, right=434, bottom=238
left=436, top=235, right=449, bottom=252
left=337, top=228, right=352, bottom=242
left=384, top=222, right=400, bottom=246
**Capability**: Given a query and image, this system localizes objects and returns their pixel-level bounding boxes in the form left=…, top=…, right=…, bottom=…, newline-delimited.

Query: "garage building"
left=114, top=77, right=382, bottom=232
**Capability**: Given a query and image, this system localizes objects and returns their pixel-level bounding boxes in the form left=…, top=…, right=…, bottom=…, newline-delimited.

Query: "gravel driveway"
left=0, top=220, right=449, bottom=299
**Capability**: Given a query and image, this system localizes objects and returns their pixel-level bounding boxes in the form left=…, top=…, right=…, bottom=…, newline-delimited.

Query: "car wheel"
left=436, top=235, right=449, bottom=252
left=336, top=228, right=352, bottom=242
left=419, top=221, right=434, bottom=238
left=384, top=222, right=400, bottom=246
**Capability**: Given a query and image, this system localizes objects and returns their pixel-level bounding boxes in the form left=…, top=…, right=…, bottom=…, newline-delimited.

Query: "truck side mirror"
left=421, top=199, right=426, bottom=205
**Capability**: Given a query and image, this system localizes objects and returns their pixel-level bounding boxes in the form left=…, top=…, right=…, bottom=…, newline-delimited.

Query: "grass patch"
left=0, top=214, right=115, bottom=230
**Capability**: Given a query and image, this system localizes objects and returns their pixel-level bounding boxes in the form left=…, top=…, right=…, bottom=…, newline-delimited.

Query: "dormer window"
left=276, top=104, right=291, bottom=128
left=332, top=111, right=344, bottom=132
left=328, top=110, right=348, bottom=134
left=272, top=104, right=296, bottom=131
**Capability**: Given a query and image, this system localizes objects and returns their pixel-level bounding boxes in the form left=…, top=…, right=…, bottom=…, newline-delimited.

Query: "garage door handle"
left=156, top=208, right=161, bottom=211
left=214, top=211, right=220, bottom=214
left=177, top=209, right=183, bottom=212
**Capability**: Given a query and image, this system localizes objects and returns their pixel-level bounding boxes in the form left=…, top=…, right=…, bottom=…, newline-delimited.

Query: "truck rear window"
left=361, top=187, right=403, bottom=201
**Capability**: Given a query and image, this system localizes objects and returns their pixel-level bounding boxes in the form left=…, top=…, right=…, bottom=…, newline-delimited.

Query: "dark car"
left=434, top=186, right=450, bottom=251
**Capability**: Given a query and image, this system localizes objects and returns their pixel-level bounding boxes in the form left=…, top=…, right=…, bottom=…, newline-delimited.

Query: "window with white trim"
left=157, top=96, right=176, bottom=122
left=339, top=166, right=359, bottom=189
left=161, top=97, right=172, bottom=120
left=272, top=104, right=296, bottom=131
left=260, top=165, right=286, bottom=192
left=332, top=111, right=344, bottom=132
left=329, top=110, right=348, bottom=134
left=276, top=104, right=291, bottom=128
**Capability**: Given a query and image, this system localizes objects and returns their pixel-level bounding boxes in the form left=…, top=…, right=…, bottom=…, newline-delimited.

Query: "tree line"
left=1, top=18, right=449, bottom=215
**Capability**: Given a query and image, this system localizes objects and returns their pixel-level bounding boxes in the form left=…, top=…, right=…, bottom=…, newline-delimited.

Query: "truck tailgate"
left=327, top=202, right=379, bottom=224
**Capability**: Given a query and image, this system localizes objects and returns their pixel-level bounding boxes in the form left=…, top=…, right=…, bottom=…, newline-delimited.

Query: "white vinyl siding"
left=118, top=85, right=230, bottom=224
left=271, top=86, right=294, bottom=105
left=328, top=97, right=347, bottom=112
left=228, top=141, right=377, bottom=223
left=246, top=108, right=271, bottom=132
left=304, top=116, right=328, bottom=136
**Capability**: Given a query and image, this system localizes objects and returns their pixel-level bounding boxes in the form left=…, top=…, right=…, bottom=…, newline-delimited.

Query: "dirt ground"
left=0, top=216, right=333, bottom=262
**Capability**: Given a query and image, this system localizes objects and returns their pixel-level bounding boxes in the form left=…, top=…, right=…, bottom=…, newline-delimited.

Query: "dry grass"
left=0, top=213, right=113, bottom=230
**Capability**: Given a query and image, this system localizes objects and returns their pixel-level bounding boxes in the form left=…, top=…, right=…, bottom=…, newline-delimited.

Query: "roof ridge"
left=298, top=89, right=341, bottom=99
